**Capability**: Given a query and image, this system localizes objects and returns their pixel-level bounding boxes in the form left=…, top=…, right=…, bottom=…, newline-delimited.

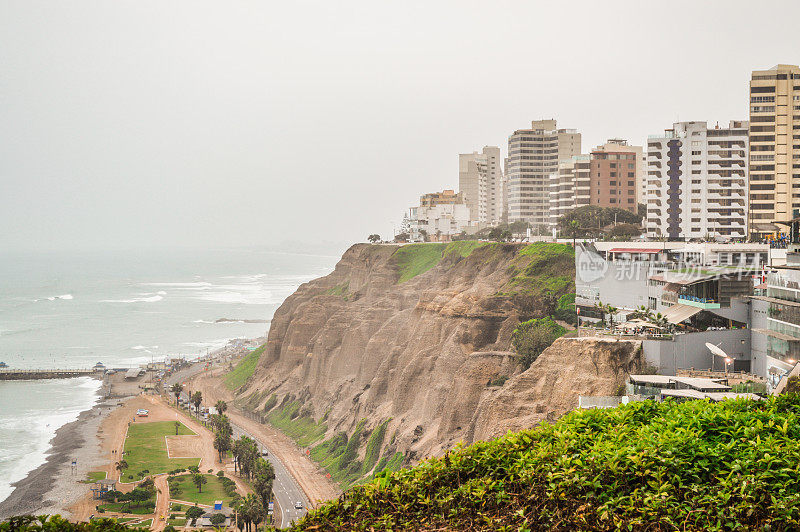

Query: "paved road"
left=166, top=362, right=308, bottom=528
left=230, top=424, right=309, bottom=528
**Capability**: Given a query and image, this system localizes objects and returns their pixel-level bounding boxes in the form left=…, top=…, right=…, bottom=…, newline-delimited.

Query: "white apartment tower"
left=507, top=120, right=581, bottom=227
left=646, top=121, right=749, bottom=240
left=458, top=146, right=504, bottom=225
left=548, top=155, right=591, bottom=227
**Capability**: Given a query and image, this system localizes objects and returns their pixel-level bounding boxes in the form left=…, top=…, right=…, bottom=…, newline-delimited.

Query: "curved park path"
left=70, top=394, right=250, bottom=531
left=187, top=371, right=341, bottom=507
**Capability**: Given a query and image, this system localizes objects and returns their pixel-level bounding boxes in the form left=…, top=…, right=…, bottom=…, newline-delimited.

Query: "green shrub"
left=488, top=375, right=508, bottom=387
left=511, top=316, right=566, bottom=370
left=295, top=395, right=800, bottom=531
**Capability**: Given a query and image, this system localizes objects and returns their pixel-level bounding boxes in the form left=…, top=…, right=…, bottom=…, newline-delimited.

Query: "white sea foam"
left=182, top=338, right=233, bottom=350
left=34, top=294, right=74, bottom=302
left=132, top=345, right=159, bottom=350
left=144, top=282, right=212, bottom=288
left=101, top=294, right=164, bottom=303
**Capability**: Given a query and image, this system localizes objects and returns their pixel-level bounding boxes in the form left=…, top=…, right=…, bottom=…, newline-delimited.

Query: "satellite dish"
left=705, top=342, right=728, bottom=358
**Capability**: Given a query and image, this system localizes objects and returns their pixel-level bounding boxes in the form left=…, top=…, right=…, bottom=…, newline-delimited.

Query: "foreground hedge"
left=0, top=516, right=132, bottom=531
left=294, top=395, right=800, bottom=531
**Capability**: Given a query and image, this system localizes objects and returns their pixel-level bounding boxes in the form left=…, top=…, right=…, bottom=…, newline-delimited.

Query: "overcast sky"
left=1, top=1, right=798, bottom=250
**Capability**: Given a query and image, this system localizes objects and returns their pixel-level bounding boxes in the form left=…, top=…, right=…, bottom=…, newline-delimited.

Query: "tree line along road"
left=164, top=362, right=310, bottom=528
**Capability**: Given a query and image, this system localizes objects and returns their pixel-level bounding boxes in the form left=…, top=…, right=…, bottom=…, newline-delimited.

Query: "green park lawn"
left=99, top=498, right=155, bottom=515
left=122, top=421, right=199, bottom=478
left=169, top=474, right=236, bottom=506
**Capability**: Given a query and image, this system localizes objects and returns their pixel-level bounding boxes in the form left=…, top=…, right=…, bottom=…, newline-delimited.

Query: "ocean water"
left=0, top=246, right=339, bottom=503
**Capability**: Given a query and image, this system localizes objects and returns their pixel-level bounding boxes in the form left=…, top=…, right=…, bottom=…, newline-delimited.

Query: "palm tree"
left=191, top=391, right=203, bottom=413
left=240, top=494, right=263, bottom=532
left=170, top=383, right=183, bottom=405
left=115, top=460, right=128, bottom=479
left=215, top=400, right=227, bottom=415
left=569, top=219, right=580, bottom=248
left=214, top=432, right=231, bottom=462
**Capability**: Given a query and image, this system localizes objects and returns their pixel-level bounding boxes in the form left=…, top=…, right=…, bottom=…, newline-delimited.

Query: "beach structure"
left=196, top=504, right=233, bottom=528
left=125, top=367, right=144, bottom=379
left=91, top=478, right=117, bottom=499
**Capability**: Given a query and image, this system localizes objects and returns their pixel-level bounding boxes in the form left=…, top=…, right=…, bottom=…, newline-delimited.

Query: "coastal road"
left=230, top=424, right=309, bottom=528
left=166, top=362, right=311, bottom=528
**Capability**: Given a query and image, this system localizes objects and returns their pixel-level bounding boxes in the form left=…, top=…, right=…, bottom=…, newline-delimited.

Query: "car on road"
left=136, top=409, right=149, bottom=417
left=294, top=501, right=303, bottom=510
left=262, top=449, right=269, bottom=456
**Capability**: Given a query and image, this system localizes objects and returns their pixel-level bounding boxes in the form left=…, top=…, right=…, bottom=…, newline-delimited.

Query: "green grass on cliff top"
left=391, top=241, right=575, bottom=285
left=293, top=394, right=800, bottom=531
left=223, top=343, right=266, bottom=390
left=390, top=241, right=498, bottom=283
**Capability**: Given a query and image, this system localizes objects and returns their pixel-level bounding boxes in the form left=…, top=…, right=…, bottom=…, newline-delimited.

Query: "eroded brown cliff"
left=239, top=243, right=641, bottom=476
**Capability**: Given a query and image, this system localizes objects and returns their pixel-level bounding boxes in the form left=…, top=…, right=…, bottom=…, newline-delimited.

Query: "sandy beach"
left=0, top=338, right=266, bottom=523
left=0, top=395, right=123, bottom=519
left=0, top=370, right=152, bottom=520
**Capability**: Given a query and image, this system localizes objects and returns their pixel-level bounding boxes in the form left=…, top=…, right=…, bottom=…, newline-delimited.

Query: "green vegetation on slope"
left=310, top=419, right=373, bottom=489
left=361, top=419, right=389, bottom=474
left=122, top=422, right=199, bottom=477
left=326, top=282, right=350, bottom=298
left=267, top=401, right=327, bottom=447
left=223, top=343, right=266, bottom=390
left=391, top=243, right=447, bottom=283
left=511, top=316, right=567, bottom=370
left=391, top=241, right=491, bottom=283
left=499, top=242, right=575, bottom=305
left=294, top=395, right=800, bottom=531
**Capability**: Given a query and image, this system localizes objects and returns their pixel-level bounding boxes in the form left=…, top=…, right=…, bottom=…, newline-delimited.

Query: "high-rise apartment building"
left=548, top=155, right=591, bottom=226
left=748, top=64, right=800, bottom=238
left=458, top=146, right=504, bottom=225
left=646, top=121, right=749, bottom=240
left=507, top=119, right=581, bottom=227
left=595, top=139, right=644, bottom=205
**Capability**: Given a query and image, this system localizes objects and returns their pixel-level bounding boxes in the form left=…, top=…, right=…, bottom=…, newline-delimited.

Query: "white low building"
left=408, top=190, right=474, bottom=242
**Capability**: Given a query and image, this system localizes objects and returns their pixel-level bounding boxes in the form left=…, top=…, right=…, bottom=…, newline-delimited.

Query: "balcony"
left=678, top=294, right=721, bottom=309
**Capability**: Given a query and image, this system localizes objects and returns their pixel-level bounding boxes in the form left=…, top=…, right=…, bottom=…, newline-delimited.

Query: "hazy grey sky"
left=1, top=1, right=798, bottom=250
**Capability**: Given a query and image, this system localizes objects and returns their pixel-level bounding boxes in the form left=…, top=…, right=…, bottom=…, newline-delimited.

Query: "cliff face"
left=240, top=242, right=641, bottom=476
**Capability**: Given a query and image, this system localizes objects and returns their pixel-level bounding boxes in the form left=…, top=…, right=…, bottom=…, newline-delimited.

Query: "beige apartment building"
left=596, top=139, right=644, bottom=204
left=458, top=146, right=504, bottom=225
left=748, top=64, right=800, bottom=238
left=507, top=119, right=581, bottom=227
